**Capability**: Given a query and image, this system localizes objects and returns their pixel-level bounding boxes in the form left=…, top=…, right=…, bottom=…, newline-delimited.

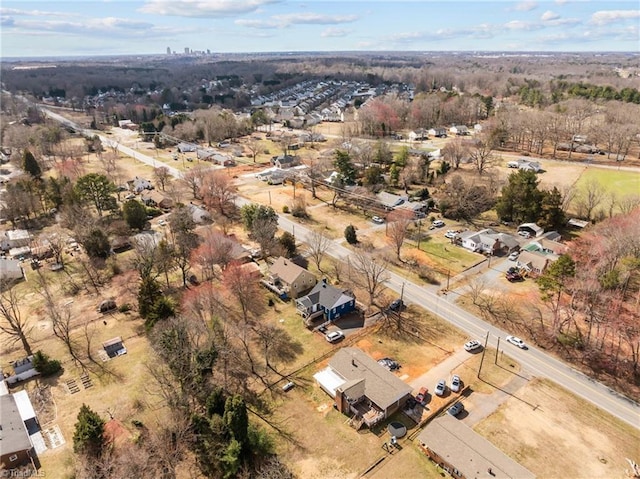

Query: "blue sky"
left=1, top=1, right=639, bottom=57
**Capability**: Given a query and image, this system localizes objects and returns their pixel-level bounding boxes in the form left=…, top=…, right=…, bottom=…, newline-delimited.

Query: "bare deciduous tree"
left=153, top=166, right=171, bottom=191
left=348, top=249, right=389, bottom=307
left=0, top=286, right=33, bottom=356
left=181, top=164, right=207, bottom=200
left=386, top=209, right=414, bottom=260
left=200, top=170, right=237, bottom=217
left=469, top=140, right=494, bottom=175
left=305, top=229, right=332, bottom=272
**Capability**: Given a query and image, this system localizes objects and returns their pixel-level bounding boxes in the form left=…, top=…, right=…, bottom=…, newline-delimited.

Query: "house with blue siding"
left=295, top=279, right=355, bottom=322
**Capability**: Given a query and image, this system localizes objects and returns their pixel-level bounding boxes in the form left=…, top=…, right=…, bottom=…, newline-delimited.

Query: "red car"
left=415, top=387, right=428, bottom=404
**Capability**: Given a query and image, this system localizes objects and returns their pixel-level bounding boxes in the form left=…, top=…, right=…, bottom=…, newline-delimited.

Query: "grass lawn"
left=577, top=167, right=640, bottom=199
left=412, top=236, right=485, bottom=275
left=474, top=378, right=640, bottom=479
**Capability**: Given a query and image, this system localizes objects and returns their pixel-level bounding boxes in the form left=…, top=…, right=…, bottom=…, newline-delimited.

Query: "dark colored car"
left=389, top=299, right=404, bottom=311
left=377, top=358, right=401, bottom=371
left=506, top=272, right=523, bottom=282
left=448, top=402, right=464, bottom=416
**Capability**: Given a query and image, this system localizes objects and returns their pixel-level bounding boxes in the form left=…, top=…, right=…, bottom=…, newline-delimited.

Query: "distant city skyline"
left=1, top=1, right=639, bottom=58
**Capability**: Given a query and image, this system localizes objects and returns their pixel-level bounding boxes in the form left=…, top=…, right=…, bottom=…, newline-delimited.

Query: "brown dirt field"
left=474, top=378, right=640, bottom=479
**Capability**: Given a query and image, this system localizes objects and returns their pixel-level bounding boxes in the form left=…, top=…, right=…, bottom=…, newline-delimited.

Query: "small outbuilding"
left=102, top=337, right=127, bottom=358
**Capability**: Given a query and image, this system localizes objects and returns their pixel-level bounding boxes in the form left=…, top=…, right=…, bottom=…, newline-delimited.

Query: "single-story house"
left=103, top=337, right=127, bottom=358
left=457, top=229, right=519, bottom=255
left=314, top=347, right=413, bottom=428
left=8, top=246, right=31, bottom=260
left=296, top=279, right=356, bottom=322
left=196, top=148, right=216, bottom=161
left=211, top=154, right=235, bottom=167
left=516, top=250, right=551, bottom=276
left=417, top=415, right=536, bottom=479
left=376, top=192, right=408, bottom=211
left=450, top=125, right=469, bottom=136
left=518, top=223, right=544, bottom=238
left=268, top=257, right=317, bottom=299
left=128, top=177, right=153, bottom=193
left=541, top=230, right=562, bottom=242
left=272, top=155, right=299, bottom=169
left=0, top=230, right=31, bottom=251
left=524, top=238, right=568, bottom=256
left=187, top=204, right=212, bottom=224
left=0, top=394, right=34, bottom=469
left=0, top=258, right=24, bottom=282
left=117, top=119, right=138, bottom=130
left=428, top=127, right=447, bottom=138
left=140, top=191, right=173, bottom=210
left=177, top=142, right=197, bottom=153
left=409, top=129, right=428, bottom=142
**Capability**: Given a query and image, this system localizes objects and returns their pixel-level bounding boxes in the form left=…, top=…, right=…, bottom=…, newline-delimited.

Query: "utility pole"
left=495, top=337, right=500, bottom=364
left=477, top=330, right=490, bottom=379
left=416, top=221, right=422, bottom=249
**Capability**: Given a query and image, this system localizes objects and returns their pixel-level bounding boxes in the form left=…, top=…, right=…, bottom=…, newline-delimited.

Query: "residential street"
left=40, top=106, right=640, bottom=430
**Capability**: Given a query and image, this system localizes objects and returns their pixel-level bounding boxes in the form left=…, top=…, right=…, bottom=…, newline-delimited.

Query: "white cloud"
left=139, top=0, right=280, bottom=18
left=555, top=0, right=569, bottom=5
left=0, top=8, right=72, bottom=17
left=320, top=27, right=350, bottom=38
left=504, top=20, right=541, bottom=31
left=513, top=1, right=538, bottom=12
left=272, top=13, right=358, bottom=26
left=237, top=12, right=358, bottom=29
left=541, top=10, right=560, bottom=22
left=590, top=10, right=640, bottom=26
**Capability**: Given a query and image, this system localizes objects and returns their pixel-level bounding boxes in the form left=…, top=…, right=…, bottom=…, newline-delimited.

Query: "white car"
left=158, top=219, right=167, bottom=227
left=432, top=220, right=445, bottom=228
left=508, top=251, right=520, bottom=261
left=325, top=330, right=345, bottom=343
left=450, top=375, right=462, bottom=393
left=517, top=230, right=531, bottom=238
left=372, top=216, right=385, bottom=224
left=464, top=340, right=482, bottom=352
left=506, top=335, right=527, bottom=349
left=434, top=379, right=446, bottom=396
left=444, top=230, right=458, bottom=239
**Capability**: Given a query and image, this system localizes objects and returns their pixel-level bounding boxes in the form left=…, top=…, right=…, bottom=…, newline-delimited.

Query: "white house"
left=0, top=230, right=31, bottom=251
left=449, top=125, right=469, bottom=135
left=0, top=258, right=24, bottom=282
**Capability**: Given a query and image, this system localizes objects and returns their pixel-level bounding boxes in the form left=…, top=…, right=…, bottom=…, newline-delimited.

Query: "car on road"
left=508, top=251, right=520, bottom=261
left=506, top=335, right=527, bottom=349
left=448, top=402, right=464, bottom=416
left=464, top=340, right=482, bottom=352
left=517, top=230, right=531, bottom=238
left=434, top=379, right=446, bottom=396
left=389, top=298, right=404, bottom=311
left=450, top=375, right=462, bottom=393
left=431, top=220, right=445, bottom=228
left=325, top=330, right=345, bottom=343
left=158, top=219, right=167, bottom=227
left=125, top=193, right=136, bottom=200
left=415, top=387, right=428, bottom=404
left=377, top=358, right=400, bottom=371
left=372, top=216, right=385, bottom=224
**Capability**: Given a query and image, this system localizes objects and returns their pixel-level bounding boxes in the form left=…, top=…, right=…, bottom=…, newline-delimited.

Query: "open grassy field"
left=576, top=167, right=640, bottom=199
left=474, top=378, right=640, bottom=479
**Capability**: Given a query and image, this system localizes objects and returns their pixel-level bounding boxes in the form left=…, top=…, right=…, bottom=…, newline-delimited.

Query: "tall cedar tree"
left=72, top=404, right=105, bottom=457
left=333, top=150, right=356, bottom=185
left=22, top=149, right=42, bottom=178
left=122, top=199, right=148, bottom=230
left=495, top=170, right=544, bottom=223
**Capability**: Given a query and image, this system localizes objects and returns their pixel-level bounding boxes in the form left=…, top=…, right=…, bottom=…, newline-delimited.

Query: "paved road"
left=39, top=106, right=640, bottom=430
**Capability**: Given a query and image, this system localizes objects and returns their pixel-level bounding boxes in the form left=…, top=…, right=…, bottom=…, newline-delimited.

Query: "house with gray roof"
left=0, top=394, right=34, bottom=469
left=314, top=347, right=412, bottom=427
left=0, top=258, right=24, bottom=283
left=457, top=229, right=519, bottom=255
left=418, top=415, right=535, bottom=479
left=295, top=279, right=355, bottom=321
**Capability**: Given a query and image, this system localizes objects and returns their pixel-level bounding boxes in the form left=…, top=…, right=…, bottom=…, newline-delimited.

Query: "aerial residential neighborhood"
left=1, top=8, right=639, bottom=478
